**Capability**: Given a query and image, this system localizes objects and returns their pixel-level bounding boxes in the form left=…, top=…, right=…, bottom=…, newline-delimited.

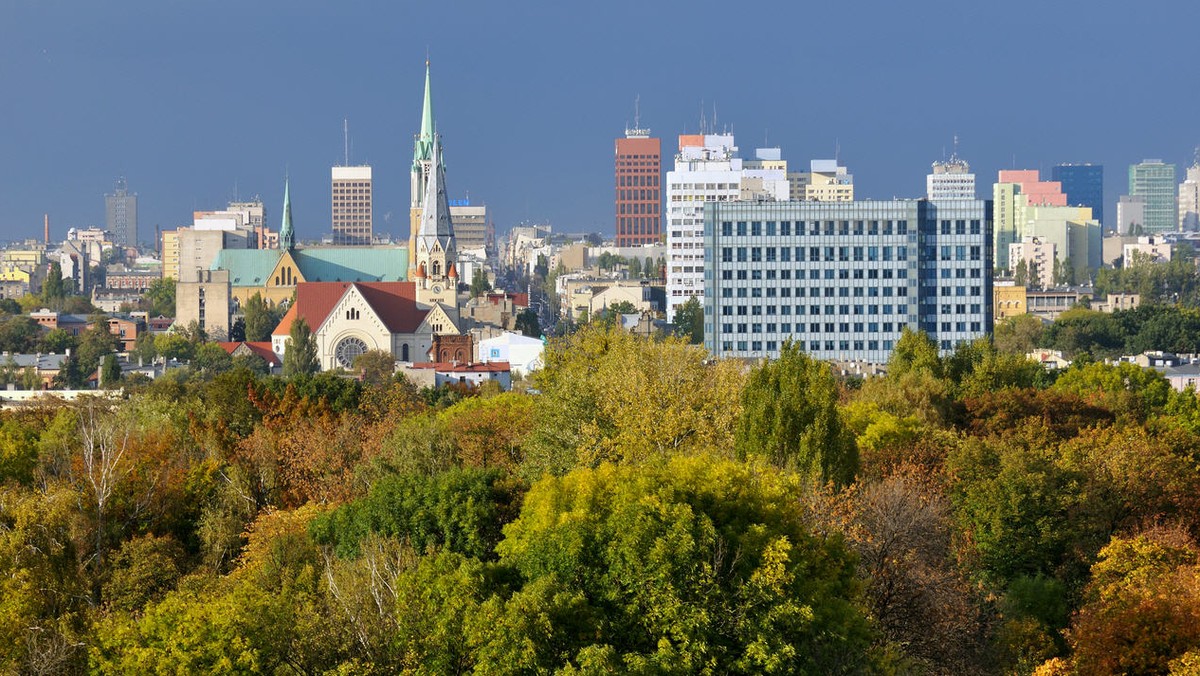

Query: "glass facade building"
left=703, top=199, right=992, bottom=364
left=1129, top=160, right=1178, bottom=233
left=1052, top=164, right=1104, bottom=228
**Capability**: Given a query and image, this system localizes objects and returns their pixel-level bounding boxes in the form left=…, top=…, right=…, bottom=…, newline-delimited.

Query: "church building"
left=271, top=62, right=466, bottom=371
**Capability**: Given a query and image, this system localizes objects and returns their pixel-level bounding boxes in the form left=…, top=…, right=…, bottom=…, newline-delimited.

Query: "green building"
left=1129, top=159, right=1178, bottom=233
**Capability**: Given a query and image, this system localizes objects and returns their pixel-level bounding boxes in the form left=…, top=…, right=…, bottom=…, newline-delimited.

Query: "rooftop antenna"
left=634, top=94, right=640, bottom=131
left=1193, top=144, right=1200, bottom=167
left=712, top=101, right=718, bottom=134
left=835, top=138, right=840, bottom=163
left=952, top=134, right=960, bottom=161
left=699, top=99, right=707, bottom=135
left=343, top=118, right=350, bottom=166
left=764, top=128, right=769, bottom=146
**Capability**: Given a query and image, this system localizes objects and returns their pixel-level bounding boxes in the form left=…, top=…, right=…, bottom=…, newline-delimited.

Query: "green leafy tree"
left=672, top=296, right=703, bottom=344
left=514, top=308, right=540, bottom=338
left=607, top=300, right=637, bottom=315
left=39, top=328, right=77, bottom=355
left=736, top=340, right=857, bottom=485
left=191, top=342, right=233, bottom=374
left=353, top=349, right=396, bottom=386
left=241, top=293, right=280, bottom=342
left=1013, top=258, right=1029, bottom=287
left=75, top=314, right=121, bottom=376
left=470, top=269, right=492, bottom=298
left=42, top=262, right=65, bottom=305
left=482, top=455, right=877, bottom=674
left=141, top=277, right=176, bottom=317
left=0, top=316, right=40, bottom=353
left=627, top=256, right=642, bottom=278
left=993, top=314, right=1045, bottom=355
left=644, top=256, right=656, bottom=279
left=282, top=317, right=319, bottom=378
left=100, top=354, right=121, bottom=388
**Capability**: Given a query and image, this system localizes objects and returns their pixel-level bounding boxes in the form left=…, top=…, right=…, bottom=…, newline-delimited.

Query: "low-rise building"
left=1025, top=288, right=1091, bottom=321
left=399, top=361, right=512, bottom=390
left=993, top=282, right=1027, bottom=323
left=477, top=332, right=544, bottom=377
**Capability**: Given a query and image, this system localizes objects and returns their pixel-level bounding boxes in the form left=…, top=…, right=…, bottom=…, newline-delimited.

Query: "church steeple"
left=414, top=140, right=457, bottom=307
left=413, top=61, right=435, bottom=170
left=280, top=177, right=294, bottom=250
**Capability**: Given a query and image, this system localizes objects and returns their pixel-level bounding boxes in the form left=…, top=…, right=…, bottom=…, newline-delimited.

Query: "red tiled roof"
left=272, top=281, right=427, bottom=337
left=486, top=292, right=528, bottom=309
left=218, top=341, right=277, bottom=363
left=409, top=361, right=511, bottom=373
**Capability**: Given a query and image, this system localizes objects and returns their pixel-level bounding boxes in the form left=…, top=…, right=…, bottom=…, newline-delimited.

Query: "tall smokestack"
left=43, top=214, right=49, bottom=244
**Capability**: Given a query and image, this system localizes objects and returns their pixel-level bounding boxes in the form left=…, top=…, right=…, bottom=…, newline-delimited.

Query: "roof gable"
left=273, top=281, right=428, bottom=337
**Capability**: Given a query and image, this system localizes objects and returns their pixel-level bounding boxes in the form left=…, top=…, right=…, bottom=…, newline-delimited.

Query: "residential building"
left=993, top=170, right=1099, bottom=275
left=993, top=170, right=1066, bottom=269
left=161, top=230, right=181, bottom=280
left=1123, top=235, right=1174, bottom=266
left=1179, top=163, right=1200, bottom=230
left=332, top=165, right=373, bottom=245
left=1052, top=164, right=1104, bottom=228
left=1129, top=159, right=1178, bottom=233
left=105, top=177, right=138, bottom=247
left=702, top=199, right=992, bottom=363
left=615, top=124, right=662, bottom=247
left=927, top=156, right=975, bottom=200
left=399, top=361, right=512, bottom=390
left=665, top=133, right=788, bottom=320
left=788, top=159, right=854, bottom=202
left=1093, top=293, right=1140, bottom=313
left=1009, top=236, right=1056, bottom=288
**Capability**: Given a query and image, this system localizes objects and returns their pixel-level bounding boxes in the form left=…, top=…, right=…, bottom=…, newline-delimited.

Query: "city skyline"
left=2, top=1, right=1198, bottom=243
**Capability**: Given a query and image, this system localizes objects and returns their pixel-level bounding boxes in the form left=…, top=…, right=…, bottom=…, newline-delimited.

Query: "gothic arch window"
left=455, top=349, right=464, bottom=362
left=432, top=261, right=441, bottom=277
left=334, top=336, right=368, bottom=369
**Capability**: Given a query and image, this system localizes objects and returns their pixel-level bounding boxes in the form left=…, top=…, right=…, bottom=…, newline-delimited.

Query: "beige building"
left=993, top=282, right=1027, bottom=323
left=161, top=230, right=181, bottom=280
left=1026, top=288, right=1091, bottom=321
left=450, top=204, right=487, bottom=251
left=1123, top=235, right=1173, bottom=267
left=1180, top=164, right=1200, bottom=230
left=1093, top=293, right=1141, bottom=313
left=175, top=269, right=232, bottom=339
left=332, top=165, right=373, bottom=245
left=788, top=159, right=854, bottom=202
left=178, top=228, right=253, bottom=281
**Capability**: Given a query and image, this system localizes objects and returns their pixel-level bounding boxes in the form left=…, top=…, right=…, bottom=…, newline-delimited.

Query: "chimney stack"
left=43, top=214, right=49, bottom=244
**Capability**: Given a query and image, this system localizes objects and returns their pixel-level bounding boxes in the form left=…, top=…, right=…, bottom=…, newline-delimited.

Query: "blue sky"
left=1, top=0, right=1196, bottom=243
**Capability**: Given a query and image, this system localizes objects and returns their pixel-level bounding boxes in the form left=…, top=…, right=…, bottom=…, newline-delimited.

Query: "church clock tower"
left=414, top=141, right=459, bottom=308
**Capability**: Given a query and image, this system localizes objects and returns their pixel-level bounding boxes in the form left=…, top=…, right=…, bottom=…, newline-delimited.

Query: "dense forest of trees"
left=1, top=324, right=1200, bottom=673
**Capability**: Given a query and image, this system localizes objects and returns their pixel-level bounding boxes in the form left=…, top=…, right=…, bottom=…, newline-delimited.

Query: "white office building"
left=927, top=156, right=975, bottom=200
left=665, top=135, right=788, bottom=320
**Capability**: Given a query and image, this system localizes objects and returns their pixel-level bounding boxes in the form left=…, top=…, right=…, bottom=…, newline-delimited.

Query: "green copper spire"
left=280, top=177, right=294, bottom=250
left=413, top=61, right=435, bottom=169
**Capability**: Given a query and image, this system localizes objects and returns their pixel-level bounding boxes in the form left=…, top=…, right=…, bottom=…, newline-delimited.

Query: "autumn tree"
left=1065, top=529, right=1200, bottom=675
left=524, top=323, right=743, bottom=476
left=736, top=340, right=857, bottom=485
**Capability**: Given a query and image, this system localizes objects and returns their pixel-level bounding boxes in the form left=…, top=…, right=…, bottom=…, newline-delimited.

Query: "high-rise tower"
left=106, top=177, right=138, bottom=247
left=614, top=102, right=661, bottom=247
left=332, top=167, right=372, bottom=245
left=1129, top=160, right=1178, bottom=233
left=1052, top=164, right=1104, bottom=228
